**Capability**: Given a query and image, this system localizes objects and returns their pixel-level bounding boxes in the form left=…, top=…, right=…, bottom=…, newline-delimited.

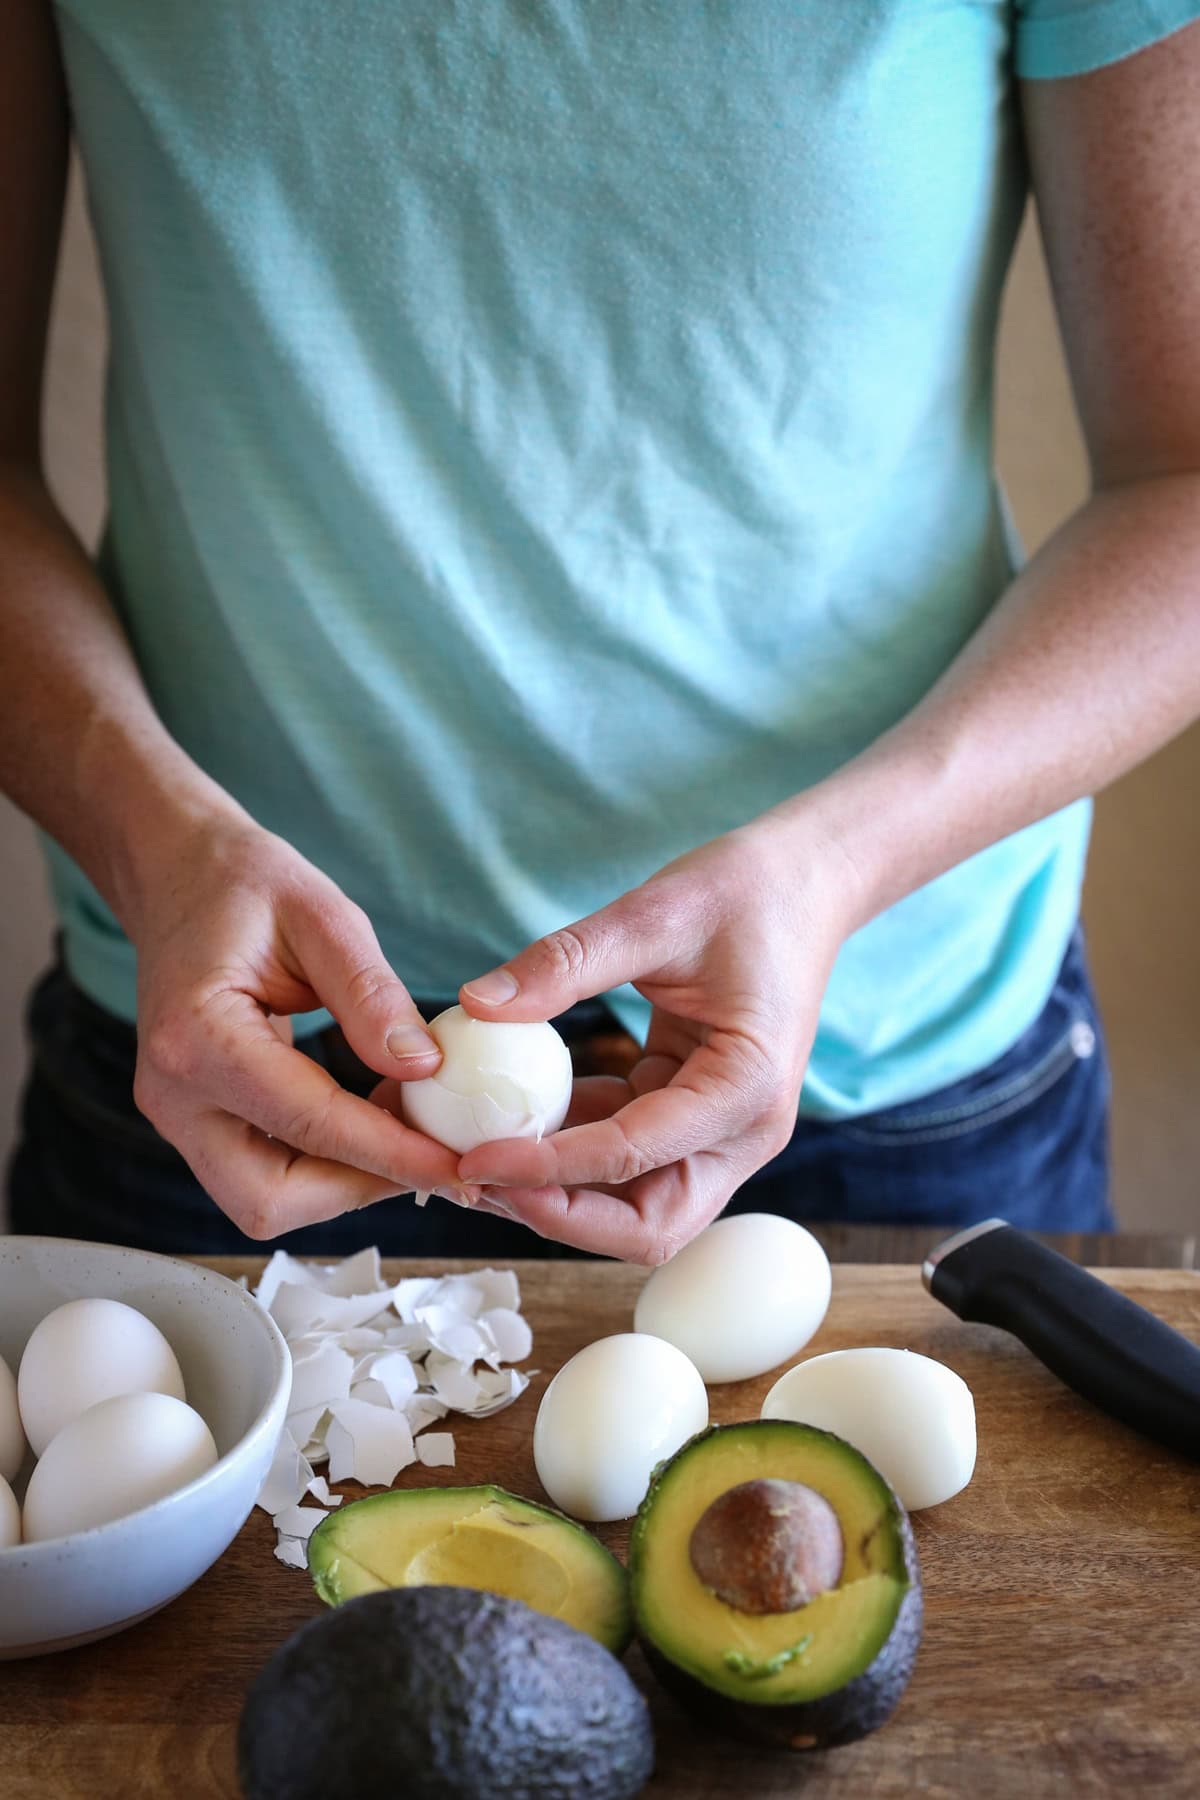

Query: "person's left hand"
left=455, top=817, right=864, bottom=1263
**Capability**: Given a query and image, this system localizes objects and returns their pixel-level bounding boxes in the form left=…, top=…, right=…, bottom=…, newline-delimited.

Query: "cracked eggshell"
left=534, top=1333, right=709, bottom=1523
left=400, top=1005, right=573, bottom=1154
left=633, top=1211, right=832, bottom=1383
left=762, top=1346, right=977, bottom=1511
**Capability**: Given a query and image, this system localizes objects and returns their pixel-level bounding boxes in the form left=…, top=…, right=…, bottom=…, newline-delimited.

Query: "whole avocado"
left=237, top=1586, right=654, bottom=1800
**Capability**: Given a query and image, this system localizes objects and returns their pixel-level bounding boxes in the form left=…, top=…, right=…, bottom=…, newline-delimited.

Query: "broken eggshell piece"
left=252, top=1252, right=534, bottom=1567
left=400, top=1005, right=573, bottom=1155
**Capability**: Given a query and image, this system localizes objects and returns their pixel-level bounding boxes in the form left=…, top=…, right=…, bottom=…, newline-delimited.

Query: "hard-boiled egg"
left=534, top=1334, right=708, bottom=1523
left=18, top=1297, right=187, bottom=1459
left=401, top=1005, right=573, bottom=1155
left=0, top=1352, right=24, bottom=1483
left=633, top=1212, right=832, bottom=1383
left=21, top=1391, right=219, bottom=1542
left=0, top=1474, right=19, bottom=1549
left=762, top=1346, right=976, bottom=1510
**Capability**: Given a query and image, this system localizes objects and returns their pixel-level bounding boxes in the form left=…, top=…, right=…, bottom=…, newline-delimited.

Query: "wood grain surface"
left=2, top=1258, right=1198, bottom=1799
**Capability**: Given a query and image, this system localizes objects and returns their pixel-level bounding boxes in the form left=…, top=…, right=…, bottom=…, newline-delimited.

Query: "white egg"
left=21, top=1391, right=219, bottom=1542
left=534, top=1333, right=709, bottom=1523
left=0, top=1352, right=25, bottom=1483
left=401, top=1004, right=573, bottom=1155
left=633, top=1212, right=832, bottom=1383
left=17, top=1297, right=187, bottom=1458
left=0, top=1474, right=20, bottom=1549
left=762, top=1346, right=977, bottom=1510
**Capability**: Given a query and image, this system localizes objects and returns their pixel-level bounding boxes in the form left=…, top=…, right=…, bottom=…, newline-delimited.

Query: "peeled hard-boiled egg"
left=762, top=1346, right=977, bottom=1510
left=18, top=1297, right=187, bottom=1458
left=633, top=1211, right=832, bottom=1383
left=401, top=1005, right=573, bottom=1155
left=21, top=1391, right=219, bottom=1542
left=0, top=1474, right=20, bottom=1549
left=534, top=1334, right=708, bottom=1523
left=0, top=1352, right=24, bottom=1483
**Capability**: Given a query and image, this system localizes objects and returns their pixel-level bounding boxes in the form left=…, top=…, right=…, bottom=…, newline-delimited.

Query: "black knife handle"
left=924, top=1219, right=1200, bottom=1461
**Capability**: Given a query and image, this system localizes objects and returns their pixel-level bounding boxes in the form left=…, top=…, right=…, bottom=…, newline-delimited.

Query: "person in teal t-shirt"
left=4, top=2, right=1200, bottom=1259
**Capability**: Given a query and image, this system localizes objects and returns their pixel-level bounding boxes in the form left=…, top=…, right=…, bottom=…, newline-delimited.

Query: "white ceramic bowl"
left=0, top=1237, right=290, bottom=1659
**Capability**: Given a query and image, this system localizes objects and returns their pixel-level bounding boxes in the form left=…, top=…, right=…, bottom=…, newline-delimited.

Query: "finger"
left=458, top=882, right=689, bottom=1023
left=283, top=892, right=441, bottom=1076
left=162, top=1102, right=412, bottom=1241
left=563, top=1075, right=633, bottom=1128
left=142, top=990, right=460, bottom=1192
left=628, top=1053, right=680, bottom=1098
left=481, top=1148, right=737, bottom=1265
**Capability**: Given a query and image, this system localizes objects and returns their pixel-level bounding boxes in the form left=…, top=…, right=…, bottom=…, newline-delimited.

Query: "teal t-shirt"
left=46, top=0, right=1200, bottom=1117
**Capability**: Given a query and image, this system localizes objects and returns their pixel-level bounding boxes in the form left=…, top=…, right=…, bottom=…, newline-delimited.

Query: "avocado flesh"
left=631, top=1421, right=920, bottom=1729
left=309, top=1483, right=631, bottom=1653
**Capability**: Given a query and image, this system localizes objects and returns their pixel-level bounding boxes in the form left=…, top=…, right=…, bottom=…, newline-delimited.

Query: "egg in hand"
left=401, top=1004, right=573, bottom=1155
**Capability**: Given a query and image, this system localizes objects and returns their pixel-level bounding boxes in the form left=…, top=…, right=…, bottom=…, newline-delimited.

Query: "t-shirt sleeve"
left=1015, top=0, right=1200, bottom=79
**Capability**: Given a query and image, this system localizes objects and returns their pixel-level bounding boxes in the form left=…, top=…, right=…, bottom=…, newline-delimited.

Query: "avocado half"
left=309, top=1483, right=632, bottom=1654
left=629, top=1420, right=922, bottom=1749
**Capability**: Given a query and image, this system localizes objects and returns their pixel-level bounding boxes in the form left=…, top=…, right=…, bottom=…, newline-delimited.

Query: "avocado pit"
left=688, top=1477, right=844, bottom=1614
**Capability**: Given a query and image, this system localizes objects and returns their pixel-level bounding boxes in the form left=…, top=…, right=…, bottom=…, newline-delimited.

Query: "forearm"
left=0, top=462, right=250, bottom=932
left=766, top=473, right=1200, bottom=925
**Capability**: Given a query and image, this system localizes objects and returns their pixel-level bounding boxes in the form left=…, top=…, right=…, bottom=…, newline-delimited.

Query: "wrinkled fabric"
left=44, top=0, right=1197, bottom=1116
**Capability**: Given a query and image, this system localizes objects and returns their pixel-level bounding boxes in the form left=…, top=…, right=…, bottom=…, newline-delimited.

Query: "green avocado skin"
left=237, top=1586, right=654, bottom=1800
left=642, top=1534, right=922, bottom=1751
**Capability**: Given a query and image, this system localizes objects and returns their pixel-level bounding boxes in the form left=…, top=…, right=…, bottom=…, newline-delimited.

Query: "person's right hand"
left=122, top=812, right=462, bottom=1239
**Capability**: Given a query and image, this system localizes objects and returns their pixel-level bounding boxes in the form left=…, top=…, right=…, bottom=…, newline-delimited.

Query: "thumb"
left=460, top=890, right=672, bottom=1023
left=285, top=894, right=441, bottom=1078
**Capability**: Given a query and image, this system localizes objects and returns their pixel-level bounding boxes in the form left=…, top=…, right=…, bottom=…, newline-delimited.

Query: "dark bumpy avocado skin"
left=237, top=1587, right=654, bottom=1800
left=642, top=1506, right=922, bottom=1751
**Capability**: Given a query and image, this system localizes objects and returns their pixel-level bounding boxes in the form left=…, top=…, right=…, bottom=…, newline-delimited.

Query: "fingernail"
left=462, top=969, right=519, bottom=1006
left=387, top=1025, right=437, bottom=1060
left=482, top=1188, right=519, bottom=1218
left=432, top=1185, right=476, bottom=1209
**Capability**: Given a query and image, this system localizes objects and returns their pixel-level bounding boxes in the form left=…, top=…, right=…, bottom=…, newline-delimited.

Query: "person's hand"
left=456, top=818, right=864, bottom=1263
left=124, top=813, right=462, bottom=1238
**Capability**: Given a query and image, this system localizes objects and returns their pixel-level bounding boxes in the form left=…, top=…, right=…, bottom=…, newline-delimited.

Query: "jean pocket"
left=840, top=970, right=1099, bottom=1148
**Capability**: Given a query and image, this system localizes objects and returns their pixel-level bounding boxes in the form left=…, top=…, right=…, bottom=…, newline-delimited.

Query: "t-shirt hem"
left=1016, top=0, right=1200, bottom=80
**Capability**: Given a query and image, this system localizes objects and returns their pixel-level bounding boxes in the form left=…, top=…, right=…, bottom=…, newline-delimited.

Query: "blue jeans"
left=733, top=927, right=1113, bottom=1234
left=6, top=930, right=1112, bottom=1256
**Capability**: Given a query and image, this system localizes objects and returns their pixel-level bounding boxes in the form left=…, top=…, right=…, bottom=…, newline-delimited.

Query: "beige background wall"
left=1, top=167, right=1197, bottom=1232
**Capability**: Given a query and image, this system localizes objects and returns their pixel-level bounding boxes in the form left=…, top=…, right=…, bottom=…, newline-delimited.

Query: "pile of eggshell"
left=0, top=1300, right=217, bottom=1547
left=532, top=1212, right=978, bottom=1522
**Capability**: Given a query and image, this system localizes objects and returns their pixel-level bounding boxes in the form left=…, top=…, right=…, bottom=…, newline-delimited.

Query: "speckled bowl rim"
left=0, top=1236, right=290, bottom=1564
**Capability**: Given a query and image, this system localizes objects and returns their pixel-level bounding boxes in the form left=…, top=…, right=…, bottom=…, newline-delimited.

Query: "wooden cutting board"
left=3, top=1260, right=1198, bottom=1799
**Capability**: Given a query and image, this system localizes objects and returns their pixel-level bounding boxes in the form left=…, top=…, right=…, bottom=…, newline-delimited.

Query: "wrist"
left=748, top=739, right=941, bottom=937
left=75, top=714, right=255, bottom=941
